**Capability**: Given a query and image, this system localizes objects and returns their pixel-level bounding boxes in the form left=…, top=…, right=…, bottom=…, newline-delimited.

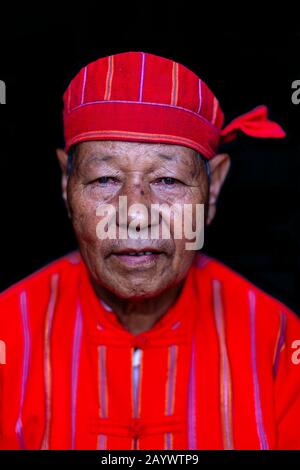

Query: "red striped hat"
left=63, top=51, right=286, bottom=159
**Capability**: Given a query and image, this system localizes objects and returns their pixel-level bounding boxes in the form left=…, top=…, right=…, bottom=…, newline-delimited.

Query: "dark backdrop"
left=0, top=4, right=299, bottom=314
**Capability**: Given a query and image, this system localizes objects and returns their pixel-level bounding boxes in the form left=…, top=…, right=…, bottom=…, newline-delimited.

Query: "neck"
left=91, top=282, right=183, bottom=335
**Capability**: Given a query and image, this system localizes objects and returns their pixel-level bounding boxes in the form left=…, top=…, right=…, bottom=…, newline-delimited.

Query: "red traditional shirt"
left=0, top=252, right=299, bottom=450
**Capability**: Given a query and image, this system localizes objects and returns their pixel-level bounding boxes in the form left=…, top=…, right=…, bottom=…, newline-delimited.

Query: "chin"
left=105, top=279, right=168, bottom=300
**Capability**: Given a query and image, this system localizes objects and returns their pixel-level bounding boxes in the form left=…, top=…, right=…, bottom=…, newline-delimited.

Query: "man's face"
left=67, top=141, right=209, bottom=299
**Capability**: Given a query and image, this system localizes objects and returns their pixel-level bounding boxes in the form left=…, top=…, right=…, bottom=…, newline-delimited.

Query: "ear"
left=206, top=153, right=231, bottom=225
left=56, top=148, right=69, bottom=208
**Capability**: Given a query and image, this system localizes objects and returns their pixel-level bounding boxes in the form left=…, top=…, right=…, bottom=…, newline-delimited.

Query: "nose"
left=116, top=177, right=157, bottom=233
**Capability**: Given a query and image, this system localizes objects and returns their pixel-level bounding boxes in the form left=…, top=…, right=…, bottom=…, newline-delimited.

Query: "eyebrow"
left=86, top=155, right=113, bottom=163
left=157, top=153, right=179, bottom=161
left=76, top=154, right=113, bottom=172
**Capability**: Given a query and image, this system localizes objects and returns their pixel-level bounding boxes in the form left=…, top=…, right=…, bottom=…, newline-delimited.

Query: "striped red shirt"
left=0, top=252, right=299, bottom=449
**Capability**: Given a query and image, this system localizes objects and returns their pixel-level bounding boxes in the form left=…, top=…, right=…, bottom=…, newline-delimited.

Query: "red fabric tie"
left=220, top=105, right=286, bottom=144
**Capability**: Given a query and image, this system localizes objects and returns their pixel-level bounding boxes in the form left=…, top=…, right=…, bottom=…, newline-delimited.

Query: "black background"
left=0, top=4, right=299, bottom=314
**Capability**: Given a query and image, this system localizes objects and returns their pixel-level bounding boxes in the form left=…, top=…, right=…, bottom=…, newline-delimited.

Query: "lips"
left=109, top=247, right=164, bottom=267
left=112, top=248, right=164, bottom=256
left=120, top=251, right=158, bottom=256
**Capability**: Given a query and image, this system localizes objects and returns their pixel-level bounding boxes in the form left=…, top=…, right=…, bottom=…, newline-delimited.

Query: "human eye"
left=91, top=176, right=120, bottom=186
left=154, top=177, right=183, bottom=186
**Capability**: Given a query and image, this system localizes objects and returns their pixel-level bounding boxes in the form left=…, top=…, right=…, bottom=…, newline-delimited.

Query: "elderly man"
left=0, top=52, right=300, bottom=450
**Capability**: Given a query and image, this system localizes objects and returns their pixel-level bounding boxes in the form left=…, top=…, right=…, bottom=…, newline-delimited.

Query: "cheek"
left=166, top=246, right=195, bottom=288
left=68, top=189, right=100, bottom=244
left=172, top=237, right=195, bottom=266
left=165, top=189, right=206, bottom=237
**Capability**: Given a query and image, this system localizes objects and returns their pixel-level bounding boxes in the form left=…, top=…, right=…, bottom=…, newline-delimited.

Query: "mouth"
left=110, top=248, right=165, bottom=267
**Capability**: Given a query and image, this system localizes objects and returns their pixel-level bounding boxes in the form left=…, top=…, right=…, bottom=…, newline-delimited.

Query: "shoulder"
left=0, top=251, right=82, bottom=324
left=192, top=253, right=300, bottom=342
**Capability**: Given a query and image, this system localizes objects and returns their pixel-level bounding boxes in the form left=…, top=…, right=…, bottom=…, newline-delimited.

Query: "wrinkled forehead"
left=69, top=140, right=205, bottom=174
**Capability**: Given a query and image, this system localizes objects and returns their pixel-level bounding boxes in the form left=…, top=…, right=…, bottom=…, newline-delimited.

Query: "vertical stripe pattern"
left=171, top=62, right=179, bottom=105
left=211, top=97, right=218, bottom=124
left=41, top=273, right=59, bottom=450
left=15, top=291, right=31, bottom=449
left=212, top=279, right=234, bottom=450
left=131, top=348, right=143, bottom=450
left=249, top=290, right=269, bottom=450
left=97, top=344, right=108, bottom=450
left=197, top=79, right=202, bottom=114
left=131, top=348, right=143, bottom=419
left=138, top=52, right=146, bottom=102
left=187, top=337, right=197, bottom=449
left=98, top=345, right=108, bottom=418
left=81, top=66, right=87, bottom=104
left=273, top=312, right=286, bottom=378
left=97, top=434, right=107, bottom=450
left=164, top=344, right=178, bottom=450
left=164, top=432, right=173, bottom=450
left=104, top=56, right=114, bottom=101
left=67, top=86, right=72, bottom=113
left=70, top=302, right=83, bottom=449
left=165, top=345, right=178, bottom=416
left=0, top=340, right=6, bottom=365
